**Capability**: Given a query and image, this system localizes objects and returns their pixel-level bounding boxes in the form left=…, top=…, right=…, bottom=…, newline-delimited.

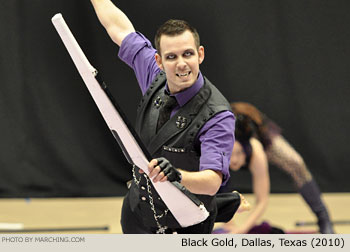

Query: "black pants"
left=121, top=192, right=216, bottom=234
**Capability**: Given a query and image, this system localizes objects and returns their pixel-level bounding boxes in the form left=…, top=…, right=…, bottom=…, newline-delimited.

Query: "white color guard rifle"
left=51, top=13, right=209, bottom=228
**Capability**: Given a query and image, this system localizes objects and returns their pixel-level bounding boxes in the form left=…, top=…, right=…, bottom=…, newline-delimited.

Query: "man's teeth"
left=177, top=72, right=190, bottom=77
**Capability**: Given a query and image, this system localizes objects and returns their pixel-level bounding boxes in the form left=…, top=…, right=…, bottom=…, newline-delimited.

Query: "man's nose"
left=177, top=57, right=187, bottom=68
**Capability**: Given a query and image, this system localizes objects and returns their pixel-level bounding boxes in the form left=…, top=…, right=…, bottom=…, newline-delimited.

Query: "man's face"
left=155, top=30, right=204, bottom=94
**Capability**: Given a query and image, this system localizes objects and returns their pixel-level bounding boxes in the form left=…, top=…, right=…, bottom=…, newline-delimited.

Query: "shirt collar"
left=164, top=72, right=204, bottom=107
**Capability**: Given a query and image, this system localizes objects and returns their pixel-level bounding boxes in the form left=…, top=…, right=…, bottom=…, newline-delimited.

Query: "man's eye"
left=184, top=51, right=194, bottom=57
left=166, top=55, right=176, bottom=60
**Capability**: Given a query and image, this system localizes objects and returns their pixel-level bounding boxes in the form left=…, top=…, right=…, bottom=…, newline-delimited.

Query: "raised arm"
left=90, top=0, right=135, bottom=46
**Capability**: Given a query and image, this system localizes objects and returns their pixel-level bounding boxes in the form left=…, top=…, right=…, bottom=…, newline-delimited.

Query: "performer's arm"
left=148, top=161, right=223, bottom=196
left=91, top=0, right=135, bottom=46
left=230, top=138, right=270, bottom=233
left=179, top=169, right=223, bottom=196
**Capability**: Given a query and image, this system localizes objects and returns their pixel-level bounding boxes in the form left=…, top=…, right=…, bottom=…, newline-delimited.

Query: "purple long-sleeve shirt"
left=118, top=32, right=235, bottom=185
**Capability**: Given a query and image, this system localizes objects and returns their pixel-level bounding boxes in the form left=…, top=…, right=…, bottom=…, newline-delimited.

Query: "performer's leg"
left=299, top=180, right=334, bottom=233
left=266, top=135, right=312, bottom=187
left=266, top=135, right=334, bottom=233
left=120, top=192, right=153, bottom=234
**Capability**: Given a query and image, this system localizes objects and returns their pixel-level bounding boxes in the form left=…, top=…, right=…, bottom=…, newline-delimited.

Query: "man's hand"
left=140, top=157, right=182, bottom=183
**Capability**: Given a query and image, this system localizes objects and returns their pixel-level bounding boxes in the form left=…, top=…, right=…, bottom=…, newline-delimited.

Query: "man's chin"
left=175, top=76, right=191, bottom=84
left=170, top=81, right=194, bottom=93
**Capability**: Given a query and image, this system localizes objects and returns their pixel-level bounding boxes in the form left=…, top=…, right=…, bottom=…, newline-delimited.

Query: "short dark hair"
left=154, top=19, right=200, bottom=55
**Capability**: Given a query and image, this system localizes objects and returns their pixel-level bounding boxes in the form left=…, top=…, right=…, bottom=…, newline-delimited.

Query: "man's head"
left=154, top=19, right=200, bottom=54
left=154, top=19, right=204, bottom=94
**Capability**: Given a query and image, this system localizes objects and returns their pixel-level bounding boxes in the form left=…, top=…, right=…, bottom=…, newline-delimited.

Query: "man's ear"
left=198, top=46, right=205, bottom=64
left=155, top=53, right=164, bottom=70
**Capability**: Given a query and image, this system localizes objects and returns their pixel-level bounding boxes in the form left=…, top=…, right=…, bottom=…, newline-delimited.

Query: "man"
left=91, top=0, right=235, bottom=233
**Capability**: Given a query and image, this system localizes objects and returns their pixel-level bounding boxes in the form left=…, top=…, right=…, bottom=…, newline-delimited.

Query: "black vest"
left=130, top=72, right=232, bottom=229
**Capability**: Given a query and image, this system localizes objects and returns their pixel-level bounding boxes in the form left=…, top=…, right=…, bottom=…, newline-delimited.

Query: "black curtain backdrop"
left=0, top=0, right=349, bottom=197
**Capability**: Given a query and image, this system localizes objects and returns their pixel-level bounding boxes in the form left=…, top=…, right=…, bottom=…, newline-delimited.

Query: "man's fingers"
left=160, top=175, right=168, bottom=182
left=153, top=172, right=166, bottom=183
left=148, top=159, right=158, bottom=168
left=162, top=166, right=171, bottom=176
left=149, top=165, right=161, bottom=179
left=158, top=161, right=167, bottom=170
left=148, top=157, right=180, bottom=182
left=147, top=159, right=158, bottom=175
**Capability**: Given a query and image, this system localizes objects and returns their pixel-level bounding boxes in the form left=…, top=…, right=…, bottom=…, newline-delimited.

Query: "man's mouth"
left=176, top=71, right=191, bottom=77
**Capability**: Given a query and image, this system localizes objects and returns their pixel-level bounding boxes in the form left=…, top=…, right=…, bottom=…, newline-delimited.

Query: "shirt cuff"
left=118, top=32, right=154, bottom=68
left=200, top=151, right=230, bottom=186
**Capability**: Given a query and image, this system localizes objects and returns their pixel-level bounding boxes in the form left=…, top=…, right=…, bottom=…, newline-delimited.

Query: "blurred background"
left=0, top=0, right=349, bottom=200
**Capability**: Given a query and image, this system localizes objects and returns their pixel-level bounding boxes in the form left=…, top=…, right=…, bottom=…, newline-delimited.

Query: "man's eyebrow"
left=163, top=52, right=175, bottom=58
left=163, top=48, right=195, bottom=56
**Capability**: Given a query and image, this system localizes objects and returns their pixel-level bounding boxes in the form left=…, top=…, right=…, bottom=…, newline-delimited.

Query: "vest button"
left=141, top=196, right=147, bottom=201
left=141, top=186, right=146, bottom=190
